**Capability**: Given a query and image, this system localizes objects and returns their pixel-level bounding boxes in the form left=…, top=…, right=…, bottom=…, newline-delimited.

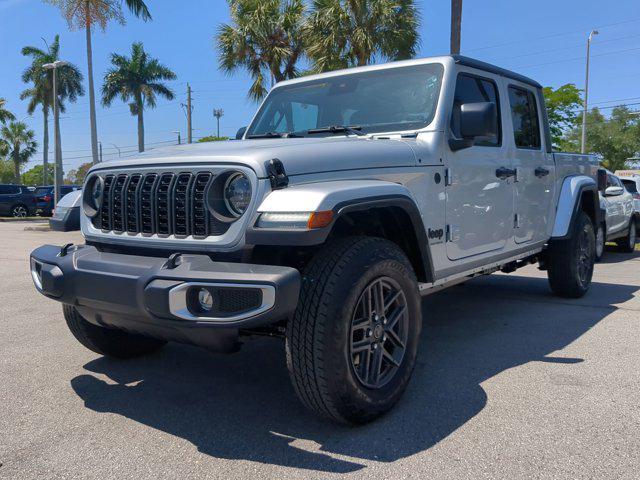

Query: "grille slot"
left=91, top=170, right=232, bottom=239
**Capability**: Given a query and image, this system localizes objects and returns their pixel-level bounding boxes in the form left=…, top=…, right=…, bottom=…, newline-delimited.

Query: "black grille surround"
left=92, top=170, right=231, bottom=238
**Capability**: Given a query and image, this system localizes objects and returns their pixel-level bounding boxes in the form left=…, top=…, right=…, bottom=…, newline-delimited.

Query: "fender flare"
left=551, top=176, right=601, bottom=240
left=246, top=180, right=434, bottom=282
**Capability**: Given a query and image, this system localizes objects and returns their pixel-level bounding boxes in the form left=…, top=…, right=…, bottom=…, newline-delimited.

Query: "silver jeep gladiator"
left=30, top=55, right=601, bottom=424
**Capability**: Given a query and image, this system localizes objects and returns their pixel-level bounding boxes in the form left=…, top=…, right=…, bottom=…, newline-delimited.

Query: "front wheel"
left=546, top=212, right=595, bottom=298
left=616, top=217, right=637, bottom=253
left=286, top=237, right=422, bottom=425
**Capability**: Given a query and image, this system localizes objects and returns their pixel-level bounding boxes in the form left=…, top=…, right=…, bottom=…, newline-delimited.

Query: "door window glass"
left=451, top=74, right=501, bottom=146
left=508, top=86, right=541, bottom=149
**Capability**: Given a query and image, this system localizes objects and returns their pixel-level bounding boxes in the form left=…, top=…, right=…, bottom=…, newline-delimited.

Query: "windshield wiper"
left=247, top=131, right=302, bottom=139
left=306, top=125, right=365, bottom=136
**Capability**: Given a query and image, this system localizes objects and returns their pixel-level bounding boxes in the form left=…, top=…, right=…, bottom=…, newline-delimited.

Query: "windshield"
left=247, top=63, right=444, bottom=137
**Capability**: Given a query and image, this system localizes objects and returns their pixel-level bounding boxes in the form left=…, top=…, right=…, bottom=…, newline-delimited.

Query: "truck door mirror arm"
left=449, top=102, right=497, bottom=151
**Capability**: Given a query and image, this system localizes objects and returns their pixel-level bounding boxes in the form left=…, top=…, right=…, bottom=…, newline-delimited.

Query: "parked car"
left=595, top=171, right=636, bottom=260
left=0, top=184, right=37, bottom=218
left=618, top=173, right=640, bottom=219
left=49, top=190, right=82, bottom=232
left=34, top=185, right=81, bottom=216
left=31, top=55, right=603, bottom=425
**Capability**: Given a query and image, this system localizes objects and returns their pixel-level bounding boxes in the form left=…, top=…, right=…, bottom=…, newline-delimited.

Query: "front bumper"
left=30, top=244, right=300, bottom=351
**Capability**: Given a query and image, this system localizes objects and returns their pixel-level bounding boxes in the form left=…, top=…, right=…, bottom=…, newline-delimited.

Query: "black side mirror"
left=450, top=102, right=497, bottom=151
left=597, top=168, right=607, bottom=192
left=235, top=126, right=247, bottom=140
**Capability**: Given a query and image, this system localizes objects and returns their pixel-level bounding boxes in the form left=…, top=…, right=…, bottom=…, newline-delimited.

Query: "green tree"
left=0, top=97, right=16, bottom=124
left=217, top=0, right=307, bottom=101
left=65, top=162, right=92, bottom=184
left=542, top=83, right=582, bottom=149
left=0, top=122, right=37, bottom=182
left=304, top=0, right=420, bottom=72
left=102, top=42, right=176, bottom=152
left=563, top=106, right=640, bottom=171
left=22, top=164, right=55, bottom=186
left=197, top=135, right=230, bottom=143
left=45, top=0, right=151, bottom=163
left=20, top=34, right=84, bottom=185
left=0, top=160, right=14, bottom=183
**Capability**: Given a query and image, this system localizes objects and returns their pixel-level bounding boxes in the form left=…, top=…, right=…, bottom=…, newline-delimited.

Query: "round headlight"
left=223, top=172, right=251, bottom=217
left=82, top=175, right=103, bottom=218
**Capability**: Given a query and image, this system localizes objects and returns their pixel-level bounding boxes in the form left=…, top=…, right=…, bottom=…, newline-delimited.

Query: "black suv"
left=0, top=184, right=37, bottom=217
left=34, top=185, right=81, bottom=216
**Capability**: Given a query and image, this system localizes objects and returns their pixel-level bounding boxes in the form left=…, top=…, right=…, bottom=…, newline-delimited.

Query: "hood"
left=89, top=136, right=418, bottom=178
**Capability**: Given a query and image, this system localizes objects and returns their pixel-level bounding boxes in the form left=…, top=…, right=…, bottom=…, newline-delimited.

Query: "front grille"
left=93, top=171, right=228, bottom=238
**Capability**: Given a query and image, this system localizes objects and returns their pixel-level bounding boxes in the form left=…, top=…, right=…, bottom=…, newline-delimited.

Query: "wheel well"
left=326, top=207, right=429, bottom=282
left=579, top=190, right=597, bottom=227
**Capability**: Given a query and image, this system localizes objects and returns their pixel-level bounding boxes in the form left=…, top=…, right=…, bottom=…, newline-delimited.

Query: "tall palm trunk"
left=85, top=4, right=99, bottom=164
left=137, top=97, right=145, bottom=152
left=13, top=146, right=21, bottom=183
left=42, top=106, right=49, bottom=185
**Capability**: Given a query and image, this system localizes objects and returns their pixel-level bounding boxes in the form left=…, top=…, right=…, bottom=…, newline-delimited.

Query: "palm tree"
left=20, top=35, right=84, bottom=185
left=304, top=0, right=420, bottom=72
left=216, top=0, right=307, bottom=101
left=0, top=122, right=37, bottom=183
left=45, top=0, right=151, bottom=163
left=0, top=98, right=16, bottom=124
left=102, top=43, right=176, bottom=152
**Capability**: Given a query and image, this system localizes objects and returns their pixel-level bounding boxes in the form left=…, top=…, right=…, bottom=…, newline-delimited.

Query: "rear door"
left=507, top=84, right=556, bottom=244
left=0, top=185, right=21, bottom=215
left=445, top=72, right=514, bottom=260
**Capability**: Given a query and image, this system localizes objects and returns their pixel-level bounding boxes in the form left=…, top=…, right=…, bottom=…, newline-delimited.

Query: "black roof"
left=451, top=55, right=542, bottom=89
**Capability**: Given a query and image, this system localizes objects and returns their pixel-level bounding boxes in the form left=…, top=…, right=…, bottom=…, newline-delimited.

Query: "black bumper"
left=30, top=244, right=300, bottom=351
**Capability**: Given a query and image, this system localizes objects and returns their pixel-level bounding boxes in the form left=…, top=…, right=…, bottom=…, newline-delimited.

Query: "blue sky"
left=1, top=0, right=639, bottom=175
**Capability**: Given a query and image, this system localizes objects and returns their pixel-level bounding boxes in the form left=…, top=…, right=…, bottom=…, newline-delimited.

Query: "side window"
left=451, top=74, right=500, bottom=146
left=508, top=86, right=541, bottom=149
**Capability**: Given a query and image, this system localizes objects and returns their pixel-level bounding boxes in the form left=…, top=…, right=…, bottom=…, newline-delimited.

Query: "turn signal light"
left=307, top=210, right=333, bottom=229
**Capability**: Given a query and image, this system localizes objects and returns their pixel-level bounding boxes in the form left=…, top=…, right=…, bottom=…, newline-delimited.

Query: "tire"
left=286, top=236, right=422, bottom=425
left=546, top=211, right=595, bottom=298
left=616, top=217, right=636, bottom=253
left=63, top=305, right=166, bottom=358
left=595, top=223, right=605, bottom=262
left=10, top=204, right=29, bottom=218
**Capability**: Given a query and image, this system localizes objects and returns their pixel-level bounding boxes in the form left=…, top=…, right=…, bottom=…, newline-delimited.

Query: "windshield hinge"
left=266, top=158, right=289, bottom=190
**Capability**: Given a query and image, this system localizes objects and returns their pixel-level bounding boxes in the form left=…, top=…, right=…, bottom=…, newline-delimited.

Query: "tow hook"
left=163, top=252, right=182, bottom=269
left=58, top=243, right=74, bottom=257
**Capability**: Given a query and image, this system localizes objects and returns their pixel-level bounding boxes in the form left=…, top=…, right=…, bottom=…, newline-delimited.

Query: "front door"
left=445, top=72, right=514, bottom=261
left=507, top=85, right=556, bottom=244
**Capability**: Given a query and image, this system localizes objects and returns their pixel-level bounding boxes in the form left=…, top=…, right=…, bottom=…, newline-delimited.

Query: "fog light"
left=198, top=288, right=213, bottom=311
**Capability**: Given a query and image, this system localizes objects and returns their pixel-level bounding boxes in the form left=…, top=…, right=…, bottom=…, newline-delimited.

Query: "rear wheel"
left=616, top=217, right=637, bottom=253
left=286, top=237, right=422, bottom=424
left=63, top=305, right=166, bottom=358
left=595, top=223, right=605, bottom=262
left=546, top=212, right=595, bottom=298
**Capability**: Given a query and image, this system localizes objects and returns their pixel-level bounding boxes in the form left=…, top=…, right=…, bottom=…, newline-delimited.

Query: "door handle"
left=495, top=167, right=516, bottom=180
left=535, top=167, right=550, bottom=178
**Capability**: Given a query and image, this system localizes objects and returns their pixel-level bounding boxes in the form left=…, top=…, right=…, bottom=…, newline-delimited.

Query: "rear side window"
left=621, top=179, right=638, bottom=194
left=451, top=74, right=501, bottom=146
left=508, top=86, right=541, bottom=149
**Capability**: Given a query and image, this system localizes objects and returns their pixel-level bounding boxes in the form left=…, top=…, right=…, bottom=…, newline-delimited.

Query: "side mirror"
left=235, top=126, right=247, bottom=140
left=597, top=169, right=608, bottom=192
left=450, top=102, right=497, bottom=151
left=604, top=186, right=624, bottom=196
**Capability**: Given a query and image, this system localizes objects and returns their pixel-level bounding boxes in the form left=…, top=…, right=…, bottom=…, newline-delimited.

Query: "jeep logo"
left=428, top=228, right=444, bottom=240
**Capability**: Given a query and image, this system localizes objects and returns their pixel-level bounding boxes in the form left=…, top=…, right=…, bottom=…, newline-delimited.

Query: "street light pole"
left=213, top=108, right=224, bottom=138
left=110, top=143, right=121, bottom=157
left=581, top=30, right=598, bottom=154
left=42, top=60, right=68, bottom=207
left=172, top=130, right=181, bottom=145
left=98, top=141, right=103, bottom=162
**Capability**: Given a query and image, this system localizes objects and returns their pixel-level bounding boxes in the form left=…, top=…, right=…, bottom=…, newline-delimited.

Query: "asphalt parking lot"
left=1, top=221, right=639, bottom=479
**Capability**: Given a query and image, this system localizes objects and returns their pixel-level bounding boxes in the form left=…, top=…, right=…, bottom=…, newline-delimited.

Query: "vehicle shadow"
left=70, top=274, right=638, bottom=473
left=599, top=248, right=640, bottom=264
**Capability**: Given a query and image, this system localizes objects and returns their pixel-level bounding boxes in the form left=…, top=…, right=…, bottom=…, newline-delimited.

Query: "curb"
left=0, top=217, right=49, bottom=222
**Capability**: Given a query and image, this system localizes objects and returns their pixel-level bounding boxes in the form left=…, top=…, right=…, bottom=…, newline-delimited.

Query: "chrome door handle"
left=535, top=167, right=550, bottom=178
left=495, top=167, right=516, bottom=180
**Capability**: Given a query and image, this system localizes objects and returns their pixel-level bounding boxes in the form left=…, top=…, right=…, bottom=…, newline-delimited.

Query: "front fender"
left=551, top=175, right=599, bottom=239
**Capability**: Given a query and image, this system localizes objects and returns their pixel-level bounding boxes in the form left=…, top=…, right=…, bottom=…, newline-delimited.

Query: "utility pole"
left=581, top=30, right=599, bottom=154
left=450, top=0, right=463, bottom=55
left=213, top=108, right=224, bottom=138
left=187, top=83, right=192, bottom=143
left=98, top=141, right=103, bottom=162
left=42, top=60, right=68, bottom=207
